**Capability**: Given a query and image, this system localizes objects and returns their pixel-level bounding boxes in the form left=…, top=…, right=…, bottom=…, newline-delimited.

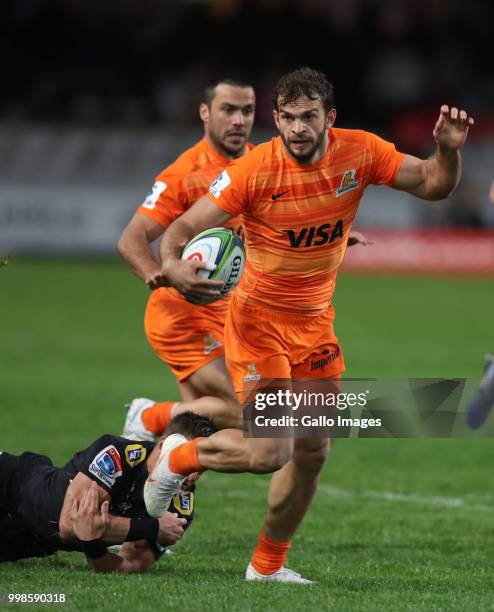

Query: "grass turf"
left=0, top=259, right=493, bottom=610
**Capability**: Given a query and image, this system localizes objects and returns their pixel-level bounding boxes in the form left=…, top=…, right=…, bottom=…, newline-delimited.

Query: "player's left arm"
left=160, top=195, right=234, bottom=300
left=392, top=105, right=474, bottom=201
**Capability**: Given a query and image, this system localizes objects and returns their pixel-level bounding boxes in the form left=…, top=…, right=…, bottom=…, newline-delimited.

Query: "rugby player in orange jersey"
left=117, top=79, right=256, bottom=437
left=117, top=78, right=369, bottom=442
left=146, top=67, right=475, bottom=583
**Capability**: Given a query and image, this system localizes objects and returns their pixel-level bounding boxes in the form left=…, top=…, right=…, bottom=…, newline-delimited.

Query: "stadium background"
left=1, top=0, right=493, bottom=609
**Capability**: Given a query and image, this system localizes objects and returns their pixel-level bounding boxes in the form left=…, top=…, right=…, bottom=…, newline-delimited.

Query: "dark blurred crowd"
left=3, top=0, right=494, bottom=141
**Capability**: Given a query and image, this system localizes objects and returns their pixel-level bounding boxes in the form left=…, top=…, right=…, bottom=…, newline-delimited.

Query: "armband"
left=80, top=538, right=107, bottom=559
left=127, top=517, right=159, bottom=542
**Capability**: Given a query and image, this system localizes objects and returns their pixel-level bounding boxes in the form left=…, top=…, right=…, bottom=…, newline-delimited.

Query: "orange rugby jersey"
left=138, top=137, right=252, bottom=315
left=207, top=128, right=405, bottom=315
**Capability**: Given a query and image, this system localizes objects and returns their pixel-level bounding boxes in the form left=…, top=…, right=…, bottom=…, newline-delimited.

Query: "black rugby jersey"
left=1, top=435, right=195, bottom=562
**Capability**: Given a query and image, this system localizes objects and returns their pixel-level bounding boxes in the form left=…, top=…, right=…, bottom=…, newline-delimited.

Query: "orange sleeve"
left=206, top=156, right=253, bottom=216
left=366, top=132, right=405, bottom=186
left=137, top=168, right=186, bottom=229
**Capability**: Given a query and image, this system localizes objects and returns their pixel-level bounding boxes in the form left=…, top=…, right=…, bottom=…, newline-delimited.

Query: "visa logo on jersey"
left=284, top=220, right=344, bottom=248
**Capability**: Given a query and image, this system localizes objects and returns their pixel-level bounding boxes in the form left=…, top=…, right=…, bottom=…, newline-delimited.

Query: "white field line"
left=207, top=474, right=493, bottom=512
left=317, top=484, right=493, bottom=512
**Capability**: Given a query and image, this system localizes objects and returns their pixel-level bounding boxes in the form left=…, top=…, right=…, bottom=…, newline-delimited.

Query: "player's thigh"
left=145, top=290, right=226, bottom=389
left=224, top=299, right=292, bottom=394
left=183, top=355, right=237, bottom=404
left=179, top=356, right=242, bottom=429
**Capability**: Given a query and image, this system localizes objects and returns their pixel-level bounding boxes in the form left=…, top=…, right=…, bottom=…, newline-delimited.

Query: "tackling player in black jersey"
left=0, top=413, right=214, bottom=572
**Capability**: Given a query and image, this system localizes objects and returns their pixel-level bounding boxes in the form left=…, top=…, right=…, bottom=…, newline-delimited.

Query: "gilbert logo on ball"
left=181, top=227, right=245, bottom=305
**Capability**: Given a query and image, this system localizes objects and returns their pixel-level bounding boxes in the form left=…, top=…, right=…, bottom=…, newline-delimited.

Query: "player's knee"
left=293, top=442, right=329, bottom=476
left=249, top=445, right=291, bottom=473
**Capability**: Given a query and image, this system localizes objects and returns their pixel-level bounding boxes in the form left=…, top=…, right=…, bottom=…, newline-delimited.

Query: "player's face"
left=201, top=84, right=256, bottom=158
left=274, top=97, right=336, bottom=164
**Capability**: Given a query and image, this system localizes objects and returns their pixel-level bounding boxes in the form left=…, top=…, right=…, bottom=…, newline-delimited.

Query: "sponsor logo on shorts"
left=89, top=445, right=123, bottom=488
left=204, top=333, right=222, bottom=355
left=209, top=170, right=231, bottom=199
left=125, top=444, right=147, bottom=468
left=244, top=363, right=261, bottom=383
left=336, top=169, right=358, bottom=197
left=172, top=492, right=194, bottom=516
left=142, top=181, right=167, bottom=209
left=310, top=347, right=340, bottom=372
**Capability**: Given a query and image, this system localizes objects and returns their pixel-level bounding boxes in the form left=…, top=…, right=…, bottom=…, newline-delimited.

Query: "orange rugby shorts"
left=224, top=294, right=345, bottom=393
left=144, top=287, right=226, bottom=382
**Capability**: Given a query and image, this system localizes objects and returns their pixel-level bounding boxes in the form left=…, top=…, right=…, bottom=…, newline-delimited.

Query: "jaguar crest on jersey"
left=203, top=333, right=222, bottom=355
left=336, top=169, right=358, bottom=197
left=244, top=363, right=261, bottom=383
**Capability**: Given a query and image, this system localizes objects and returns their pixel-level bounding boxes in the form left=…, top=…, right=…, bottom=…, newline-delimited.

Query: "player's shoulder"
left=155, top=139, right=209, bottom=181
left=331, top=127, right=378, bottom=147
left=88, top=434, right=149, bottom=453
left=87, top=435, right=153, bottom=468
left=230, top=138, right=280, bottom=172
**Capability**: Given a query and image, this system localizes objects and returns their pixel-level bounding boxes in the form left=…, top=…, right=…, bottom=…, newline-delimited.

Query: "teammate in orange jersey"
left=149, top=67, right=475, bottom=583
left=117, top=79, right=256, bottom=438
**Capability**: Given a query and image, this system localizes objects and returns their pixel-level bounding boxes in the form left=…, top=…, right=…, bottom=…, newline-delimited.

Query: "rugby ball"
left=181, top=227, right=245, bottom=304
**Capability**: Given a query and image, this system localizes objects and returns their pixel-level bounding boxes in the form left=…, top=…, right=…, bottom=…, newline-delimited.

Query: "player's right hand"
left=71, top=481, right=110, bottom=541
left=157, top=512, right=187, bottom=546
left=161, top=259, right=223, bottom=303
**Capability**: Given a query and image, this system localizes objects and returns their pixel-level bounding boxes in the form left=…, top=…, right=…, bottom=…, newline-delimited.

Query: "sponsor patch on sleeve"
left=142, top=181, right=167, bottom=209
left=209, top=171, right=231, bottom=199
left=88, top=445, right=123, bottom=489
left=172, top=492, right=194, bottom=516
left=125, top=444, right=147, bottom=468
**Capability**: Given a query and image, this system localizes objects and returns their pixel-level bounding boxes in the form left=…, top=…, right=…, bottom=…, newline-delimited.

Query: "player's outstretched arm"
left=393, top=105, right=474, bottom=201
left=117, top=213, right=169, bottom=289
left=159, top=195, right=233, bottom=301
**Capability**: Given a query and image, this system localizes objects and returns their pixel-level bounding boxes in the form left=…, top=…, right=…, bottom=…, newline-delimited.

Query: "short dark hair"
left=203, top=78, right=253, bottom=108
left=273, top=67, right=335, bottom=112
left=164, top=412, right=217, bottom=440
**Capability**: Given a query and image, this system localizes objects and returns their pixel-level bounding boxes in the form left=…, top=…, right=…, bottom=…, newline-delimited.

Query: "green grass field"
left=1, top=259, right=493, bottom=611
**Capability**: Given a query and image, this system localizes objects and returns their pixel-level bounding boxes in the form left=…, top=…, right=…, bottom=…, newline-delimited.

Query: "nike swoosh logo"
left=271, top=191, right=288, bottom=201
